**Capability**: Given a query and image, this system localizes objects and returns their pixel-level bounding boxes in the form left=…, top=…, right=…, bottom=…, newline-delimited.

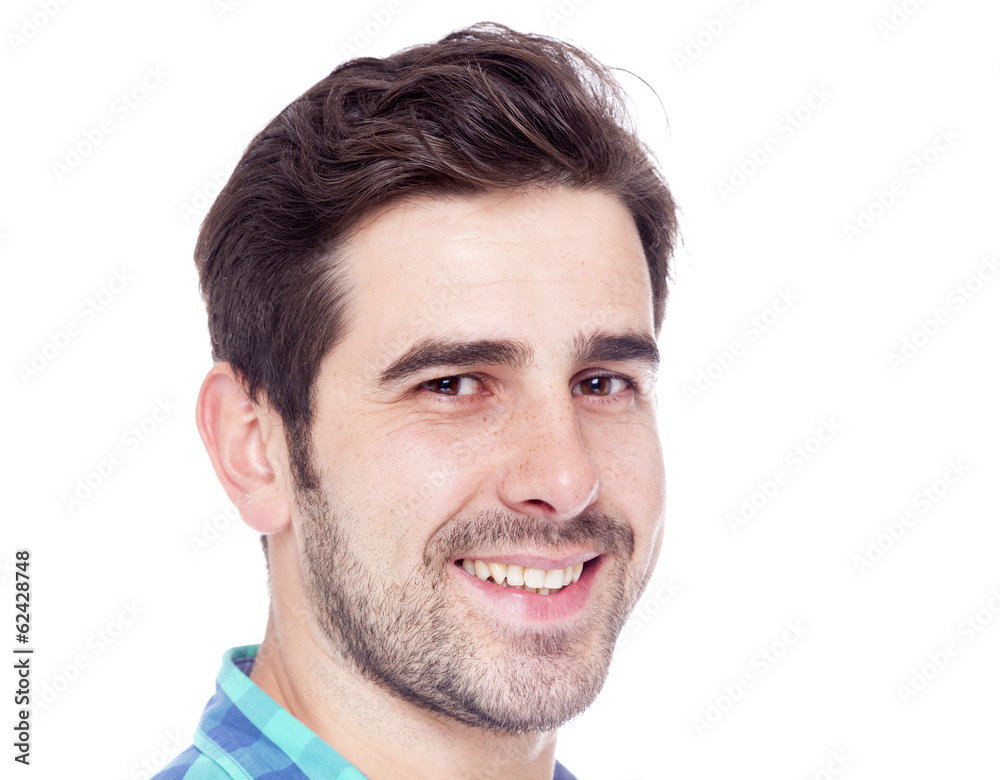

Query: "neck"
left=250, top=543, right=560, bottom=780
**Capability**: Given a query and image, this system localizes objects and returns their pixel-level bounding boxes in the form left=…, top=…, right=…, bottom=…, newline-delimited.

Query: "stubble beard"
left=296, top=479, right=645, bottom=734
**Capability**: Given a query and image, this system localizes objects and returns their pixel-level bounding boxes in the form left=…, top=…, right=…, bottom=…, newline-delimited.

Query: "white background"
left=3, top=0, right=999, bottom=778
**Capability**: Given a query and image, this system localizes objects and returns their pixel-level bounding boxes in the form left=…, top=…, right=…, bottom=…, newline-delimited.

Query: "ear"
left=196, top=362, right=292, bottom=534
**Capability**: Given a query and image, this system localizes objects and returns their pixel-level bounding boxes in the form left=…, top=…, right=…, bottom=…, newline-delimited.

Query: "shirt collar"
left=194, top=644, right=366, bottom=779
left=194, top=645, right=576, bottom=780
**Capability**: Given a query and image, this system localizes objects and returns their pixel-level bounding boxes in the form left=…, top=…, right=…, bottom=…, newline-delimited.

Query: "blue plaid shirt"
left=154, top=645, right=578, bottom=779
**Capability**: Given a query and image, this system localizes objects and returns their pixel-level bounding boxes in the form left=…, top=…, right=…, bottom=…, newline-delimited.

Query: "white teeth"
left=460, top=558, right=588, bottom=594
left=488, top=562, right=508, bottom=586
left=544, top=568, right=564, bottom=589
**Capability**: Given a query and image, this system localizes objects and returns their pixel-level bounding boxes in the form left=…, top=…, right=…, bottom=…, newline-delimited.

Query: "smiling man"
left=157, top=23, right=677, bottom=780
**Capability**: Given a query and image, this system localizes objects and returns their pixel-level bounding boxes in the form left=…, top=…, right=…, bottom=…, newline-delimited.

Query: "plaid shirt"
left=154, top=645, right=578, bottom=779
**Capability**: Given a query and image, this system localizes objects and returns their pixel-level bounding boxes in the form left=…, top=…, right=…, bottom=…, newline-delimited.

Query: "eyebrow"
left=376, top=330, right=659, bottom=387
left=574, top=331, right=660, bottom=370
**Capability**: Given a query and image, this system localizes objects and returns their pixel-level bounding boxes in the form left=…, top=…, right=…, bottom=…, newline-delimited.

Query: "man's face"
left=290, top=186, right=665, bottom=732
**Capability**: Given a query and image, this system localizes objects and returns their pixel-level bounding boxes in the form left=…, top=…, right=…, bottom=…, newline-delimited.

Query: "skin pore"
left=197, top=186, right=666, bottom=780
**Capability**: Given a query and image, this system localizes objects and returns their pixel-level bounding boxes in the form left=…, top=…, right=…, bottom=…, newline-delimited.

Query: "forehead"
left=338, top=187, right=654, bottom=355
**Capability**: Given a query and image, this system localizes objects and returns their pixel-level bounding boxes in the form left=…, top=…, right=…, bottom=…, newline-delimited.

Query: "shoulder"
left=554, top=761, right=580, bottom=780
left=151, top=745, right=231, bottom=780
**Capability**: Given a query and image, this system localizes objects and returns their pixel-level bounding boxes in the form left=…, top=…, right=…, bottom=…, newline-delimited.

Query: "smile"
left=458, top=558, right=589, bottom=595
left=452, top=553, right=603, bottom=622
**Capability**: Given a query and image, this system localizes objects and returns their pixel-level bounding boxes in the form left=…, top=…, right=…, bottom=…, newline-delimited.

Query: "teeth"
left=459, top=559, right=588, bottom=595
left=488, top=562, right=508, bottom=586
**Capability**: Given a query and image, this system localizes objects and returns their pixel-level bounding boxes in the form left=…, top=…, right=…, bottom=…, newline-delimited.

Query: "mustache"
left=427, top=507, right=635, bottom=566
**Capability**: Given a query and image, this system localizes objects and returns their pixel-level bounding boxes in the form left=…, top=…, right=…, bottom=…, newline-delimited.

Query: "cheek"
left=589, top=420, right=666, bottom=546
left=358, top=418, right=501, bottom=547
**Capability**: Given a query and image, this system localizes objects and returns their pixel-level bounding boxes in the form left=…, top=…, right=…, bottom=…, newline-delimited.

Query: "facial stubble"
left=296, top=480, right=644, bottom=734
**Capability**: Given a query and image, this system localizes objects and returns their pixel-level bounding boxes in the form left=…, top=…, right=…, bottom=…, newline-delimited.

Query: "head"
left=195, top=23, right=677, bottom=734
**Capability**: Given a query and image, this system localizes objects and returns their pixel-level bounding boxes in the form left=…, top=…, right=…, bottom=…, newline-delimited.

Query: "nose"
left=496, top=395, right=600, bottom=522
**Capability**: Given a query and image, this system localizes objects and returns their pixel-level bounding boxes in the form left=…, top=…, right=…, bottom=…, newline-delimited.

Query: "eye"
left=574, top=375, right=632, bottom=397
left=420, top=375, right=483, bottom=396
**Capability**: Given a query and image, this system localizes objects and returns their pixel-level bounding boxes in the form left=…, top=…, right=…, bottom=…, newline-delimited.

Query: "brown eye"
left=575, top=376, right=629, bottom=397
left=423, top=376, right=480, bottom=396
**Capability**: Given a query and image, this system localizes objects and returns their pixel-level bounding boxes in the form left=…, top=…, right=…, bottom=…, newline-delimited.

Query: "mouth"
left=458, top=557, right=587, bottom=595
left=452, top=553, right=602, bottom=623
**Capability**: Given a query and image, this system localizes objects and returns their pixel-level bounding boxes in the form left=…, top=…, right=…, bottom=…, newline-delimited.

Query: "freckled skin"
left=253, top=186, right=666, bottom=779
left=311, top=187, right=662, bottom=591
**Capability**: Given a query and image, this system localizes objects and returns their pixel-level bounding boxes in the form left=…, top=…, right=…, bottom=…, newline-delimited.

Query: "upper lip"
left=454, top=551, right=600, bottom=570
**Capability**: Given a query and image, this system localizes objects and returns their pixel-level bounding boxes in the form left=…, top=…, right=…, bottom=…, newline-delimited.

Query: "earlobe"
left=195, top=363, right=292, bottom=534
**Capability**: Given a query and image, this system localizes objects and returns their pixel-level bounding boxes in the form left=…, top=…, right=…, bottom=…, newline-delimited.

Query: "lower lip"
left=452, top=557, right=602, bottom=623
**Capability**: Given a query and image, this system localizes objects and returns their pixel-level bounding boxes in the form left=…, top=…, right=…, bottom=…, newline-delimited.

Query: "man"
left=157, top=22, right=677, bottom=780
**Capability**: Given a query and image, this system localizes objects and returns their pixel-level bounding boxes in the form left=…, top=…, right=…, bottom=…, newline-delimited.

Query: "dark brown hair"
left=195, top=22, right=678, bottom=490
